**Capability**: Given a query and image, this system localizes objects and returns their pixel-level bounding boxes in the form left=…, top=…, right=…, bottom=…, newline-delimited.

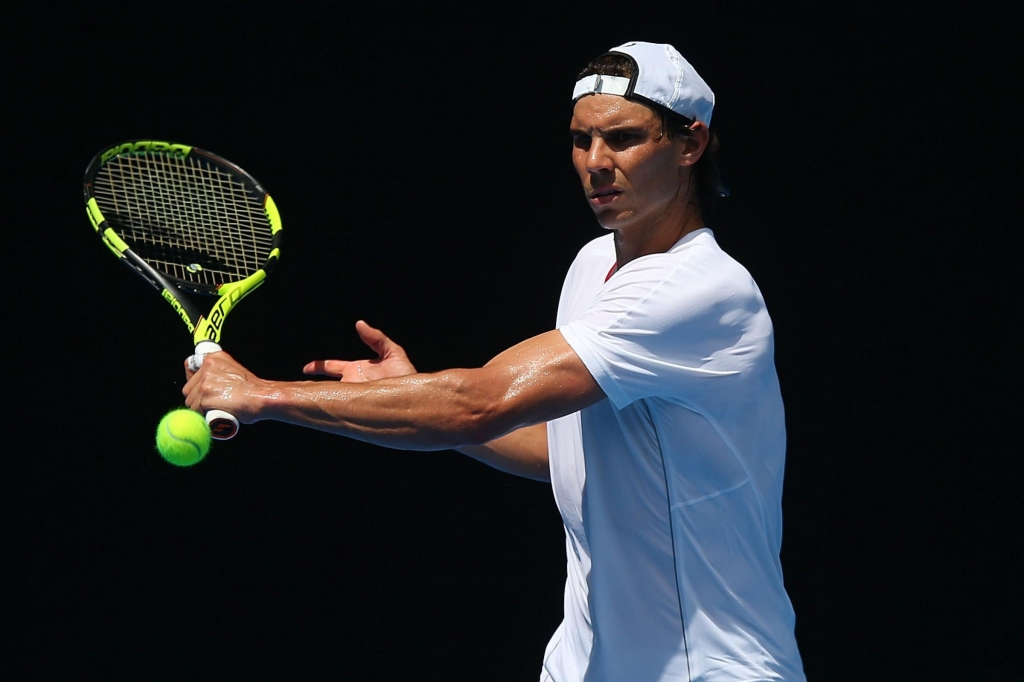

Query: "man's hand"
left=183, top=350, right=269, bottom=423
left=302, top=320, right=416, bottom=382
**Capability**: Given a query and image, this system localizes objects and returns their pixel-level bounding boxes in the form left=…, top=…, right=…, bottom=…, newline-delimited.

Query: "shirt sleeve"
left=559, top=250, right=767, bottom=410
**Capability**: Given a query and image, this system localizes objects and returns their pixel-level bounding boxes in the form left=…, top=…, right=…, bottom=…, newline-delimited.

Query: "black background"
left=4, top=2, right=1020, bottom=680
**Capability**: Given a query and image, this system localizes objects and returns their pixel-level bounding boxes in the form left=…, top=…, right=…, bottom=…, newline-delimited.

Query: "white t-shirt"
left=541, top=229, right=805, bottom=682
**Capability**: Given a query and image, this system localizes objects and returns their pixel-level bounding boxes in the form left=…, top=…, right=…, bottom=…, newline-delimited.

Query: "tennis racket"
left=83, top=140, right=282, bottom=440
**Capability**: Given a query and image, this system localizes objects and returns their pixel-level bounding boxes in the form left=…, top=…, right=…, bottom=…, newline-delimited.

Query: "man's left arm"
left=182, top=330, right=603, bottom=452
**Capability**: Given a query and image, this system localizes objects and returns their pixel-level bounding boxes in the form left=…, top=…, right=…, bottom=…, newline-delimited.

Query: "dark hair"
left=577, top=54, right=727, bottom=216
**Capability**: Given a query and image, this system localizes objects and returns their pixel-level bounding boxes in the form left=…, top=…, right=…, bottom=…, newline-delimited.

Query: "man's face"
left=570, top=95, right=691, bottom=232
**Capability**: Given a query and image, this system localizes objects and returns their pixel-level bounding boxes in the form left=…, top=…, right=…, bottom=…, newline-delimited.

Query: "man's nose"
left=586, top=139, right=614, bottom=175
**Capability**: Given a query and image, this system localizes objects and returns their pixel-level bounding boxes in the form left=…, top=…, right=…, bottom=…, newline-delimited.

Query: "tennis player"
left=185, top=41, right=806, bottom=682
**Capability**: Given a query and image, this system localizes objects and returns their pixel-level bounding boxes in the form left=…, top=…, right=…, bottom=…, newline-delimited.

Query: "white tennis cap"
left=572, top=41, right=715, bottom=126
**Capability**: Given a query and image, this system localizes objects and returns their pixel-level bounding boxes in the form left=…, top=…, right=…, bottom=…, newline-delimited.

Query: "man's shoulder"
left=619, top=229, right=742, bottom=280
left=673, top=229, right=757, bottom=287
left=611, top=230, right=765, bottom=314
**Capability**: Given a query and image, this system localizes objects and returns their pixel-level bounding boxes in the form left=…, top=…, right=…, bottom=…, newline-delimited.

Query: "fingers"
left=183, top=357, right=207, bottom=411
left=302, top=359, right=348, bottom=377
left=183, top=348, right=231, bottom=380
left=302, top=359, right=370, bottom=383
left=301, top=321, right=413, bottom=382
left=300, top=322, right=388, bottom=375
left=183, top=372, right=202, bottom=411
left=185, top=350, right=233, bottom=409
left=180, top=351, right=258, bottom=421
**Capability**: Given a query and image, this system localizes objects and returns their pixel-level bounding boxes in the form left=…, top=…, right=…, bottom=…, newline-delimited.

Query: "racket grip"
left=188, top=340, right=241, bottom=440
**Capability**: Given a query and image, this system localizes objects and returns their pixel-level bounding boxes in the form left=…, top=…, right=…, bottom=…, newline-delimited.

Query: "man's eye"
left=572, top=134, right=592, bottom=149
left=609, top=132, right=639, bottom=145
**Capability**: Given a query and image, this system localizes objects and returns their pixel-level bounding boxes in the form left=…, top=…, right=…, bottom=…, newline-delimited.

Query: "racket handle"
left=187, top=340, right=241, bottom=440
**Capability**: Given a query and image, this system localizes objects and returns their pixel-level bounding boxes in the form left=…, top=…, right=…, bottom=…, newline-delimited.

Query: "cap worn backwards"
left=572, top=41, right=715, bottom=126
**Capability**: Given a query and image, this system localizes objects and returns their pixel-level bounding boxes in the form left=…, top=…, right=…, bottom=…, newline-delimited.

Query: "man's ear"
left=679, top=121, right=710, bottom=167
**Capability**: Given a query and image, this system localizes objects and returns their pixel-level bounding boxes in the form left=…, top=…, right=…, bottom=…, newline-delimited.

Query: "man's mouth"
left=589, top=187, right=623, bottom=205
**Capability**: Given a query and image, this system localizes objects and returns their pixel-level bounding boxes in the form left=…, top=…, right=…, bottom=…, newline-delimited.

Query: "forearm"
left=455, top=423, right=550, bottom=482
left=252, top=369, right=515, bottom=451
left=186, top=330, right=602, bottom=459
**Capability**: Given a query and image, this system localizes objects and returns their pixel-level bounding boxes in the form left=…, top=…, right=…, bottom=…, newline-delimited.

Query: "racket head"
left=83, top=140, right=283, bottom=343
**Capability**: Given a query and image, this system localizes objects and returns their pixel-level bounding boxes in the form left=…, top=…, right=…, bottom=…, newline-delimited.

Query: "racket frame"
left=83, top=140, right=283, bottom=439
left=82, top=140, right=282, bottom=347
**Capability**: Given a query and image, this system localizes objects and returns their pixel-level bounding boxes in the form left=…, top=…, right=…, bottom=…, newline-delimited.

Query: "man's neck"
left=612, top=203, right=704, bottom=267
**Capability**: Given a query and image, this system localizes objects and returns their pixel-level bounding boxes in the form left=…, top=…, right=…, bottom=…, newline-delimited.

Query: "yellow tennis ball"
left=156, top=408, right=211, bottom=467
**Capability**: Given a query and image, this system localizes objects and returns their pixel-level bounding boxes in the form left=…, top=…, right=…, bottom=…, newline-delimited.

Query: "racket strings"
left=92, top=152, right=275, bottom=289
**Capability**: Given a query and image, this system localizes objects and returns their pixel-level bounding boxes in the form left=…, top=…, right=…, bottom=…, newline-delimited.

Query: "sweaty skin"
left=183, top=95, right=707, bottom=479
left=569, top=94, right=708, bottom=262
left=184, top=328, right=602, bottom=458
left=302, top=321, right=553, bottom=481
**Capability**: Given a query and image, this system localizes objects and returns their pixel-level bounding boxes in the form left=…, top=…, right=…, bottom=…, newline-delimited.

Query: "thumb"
left=355, top=320, right=401, bottom=358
